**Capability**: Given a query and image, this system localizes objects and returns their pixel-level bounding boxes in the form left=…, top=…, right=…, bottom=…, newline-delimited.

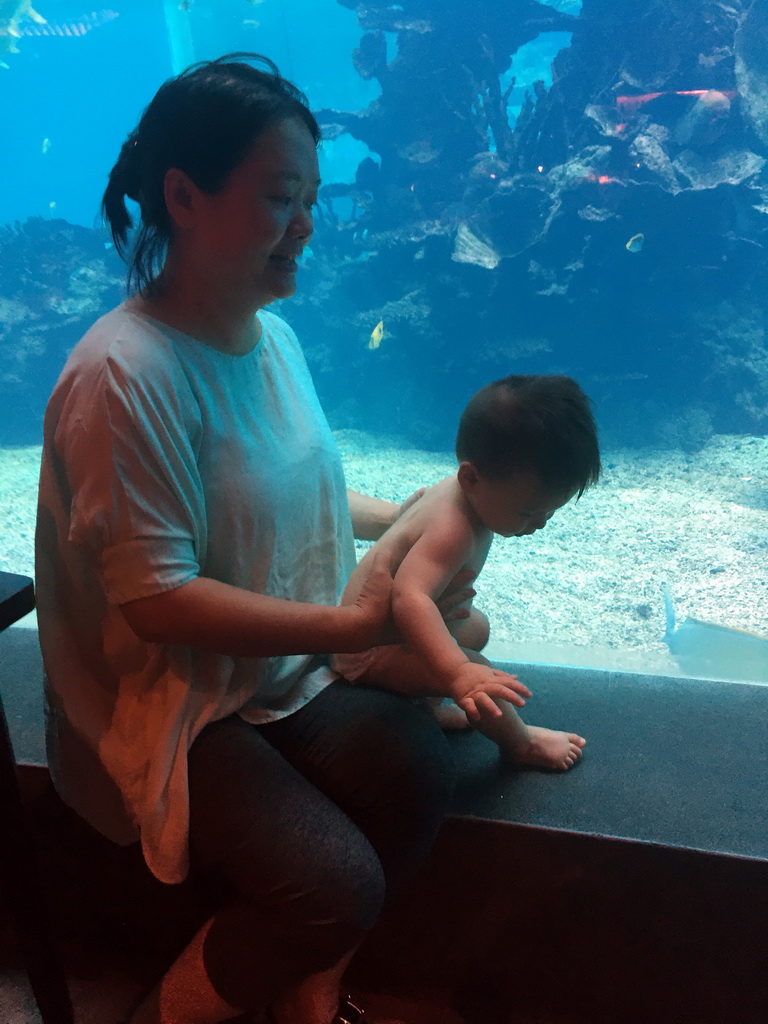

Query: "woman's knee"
left=215, top=808, right=387, bottom=937
left=202, top=841, right=386, bottom=1008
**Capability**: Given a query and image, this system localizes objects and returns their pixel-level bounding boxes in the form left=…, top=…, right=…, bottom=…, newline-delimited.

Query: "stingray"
left=663, top=584, right=768, bottom=683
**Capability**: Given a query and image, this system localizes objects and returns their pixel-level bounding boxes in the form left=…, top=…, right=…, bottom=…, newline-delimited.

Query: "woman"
left=35, top=54, right=524, bottom=1024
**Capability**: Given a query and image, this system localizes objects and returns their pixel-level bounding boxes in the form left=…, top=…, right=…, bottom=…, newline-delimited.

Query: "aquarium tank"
left=1, top=0, right=766, bottom=682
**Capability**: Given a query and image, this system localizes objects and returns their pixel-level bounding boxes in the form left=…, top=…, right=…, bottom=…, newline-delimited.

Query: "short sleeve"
left=63, top=338, right=206, bottom=605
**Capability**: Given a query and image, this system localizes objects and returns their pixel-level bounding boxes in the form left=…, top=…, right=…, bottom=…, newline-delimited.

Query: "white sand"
left=337, top=429, right=768, bottom=670
left=2, top=432, right=767, bottom=671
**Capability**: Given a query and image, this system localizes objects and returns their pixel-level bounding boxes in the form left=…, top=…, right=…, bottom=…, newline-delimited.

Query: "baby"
left=334, top=374, right=601, bottom=771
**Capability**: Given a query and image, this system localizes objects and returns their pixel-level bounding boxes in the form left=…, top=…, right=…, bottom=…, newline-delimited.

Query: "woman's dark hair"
left=102, top=53, right=320, bottom=295
left=455, top=375, right=601, bottom=498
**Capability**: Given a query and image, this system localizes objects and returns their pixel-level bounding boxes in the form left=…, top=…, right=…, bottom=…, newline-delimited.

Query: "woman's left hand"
left=394, top=487, right=426, bottom=521
left=348, top=549, right=397, bottom=648
left=435, top=566, right=476, bottom=623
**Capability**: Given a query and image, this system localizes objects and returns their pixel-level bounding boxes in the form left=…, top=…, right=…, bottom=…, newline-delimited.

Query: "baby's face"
left=468, top=471, right=574, bottom=538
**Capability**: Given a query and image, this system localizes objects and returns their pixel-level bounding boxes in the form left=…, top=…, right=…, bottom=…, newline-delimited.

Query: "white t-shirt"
left=35, top=304, right=355, bottom=883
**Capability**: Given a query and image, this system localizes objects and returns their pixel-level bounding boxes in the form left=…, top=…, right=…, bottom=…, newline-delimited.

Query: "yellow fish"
left=625, top=232, right=645, bottom=253
left=368, top=320, right=384, bottom=350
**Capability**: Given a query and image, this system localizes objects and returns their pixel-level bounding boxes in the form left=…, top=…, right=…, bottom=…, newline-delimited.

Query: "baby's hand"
left=449, top=662, right=531, bottom=722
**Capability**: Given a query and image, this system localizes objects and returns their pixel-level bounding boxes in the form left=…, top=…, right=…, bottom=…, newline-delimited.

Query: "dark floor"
left=1, top=765, right=471, bottom=1024
left=4, top=764, right=768, bottom=1024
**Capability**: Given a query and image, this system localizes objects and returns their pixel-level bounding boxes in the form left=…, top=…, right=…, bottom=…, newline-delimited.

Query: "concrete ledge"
left=2, top=625, right=767, bottom=861
left=448, top=660, right=768, bottom=861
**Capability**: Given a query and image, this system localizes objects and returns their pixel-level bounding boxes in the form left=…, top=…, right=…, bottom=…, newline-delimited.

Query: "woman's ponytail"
left=101, top=131, right=141, bottom=257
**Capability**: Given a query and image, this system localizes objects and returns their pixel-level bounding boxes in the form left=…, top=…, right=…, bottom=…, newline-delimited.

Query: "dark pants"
left=187, top=681, right=456, bottom=1010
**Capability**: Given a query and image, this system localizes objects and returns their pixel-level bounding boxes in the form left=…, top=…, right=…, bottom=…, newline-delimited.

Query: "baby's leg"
left=475, top=701, right=586, bottom=771
left=345, top=644, right=585, bottom=770
left=428, top=696, right=473, bottom=729
left=448, top=606, right=490, bottom=652
left=460, top=650, right=586, bottom=771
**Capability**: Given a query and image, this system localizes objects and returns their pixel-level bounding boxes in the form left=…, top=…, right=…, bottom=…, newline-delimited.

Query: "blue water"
left=1, top=0, right=766, bottom=666
left=1, top=1, right=378, bottom=227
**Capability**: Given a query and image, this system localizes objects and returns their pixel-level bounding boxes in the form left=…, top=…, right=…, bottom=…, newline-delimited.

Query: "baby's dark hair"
left=102, top=52, right=320, bottom=296
left=455, top=375, right=601, bottom=497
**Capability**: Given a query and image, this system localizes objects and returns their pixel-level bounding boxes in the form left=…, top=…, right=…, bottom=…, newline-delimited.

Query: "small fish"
left=368, top=320, right=384, bottom=350
left=41, top=137, right=51, bottom=154
left=48, top=200, right=56, bottom=213
left=243, top=19, right=260, bottom=28
left=616, top=89, right=737, bottom=115
left=625, top=232, right=644, bottom=253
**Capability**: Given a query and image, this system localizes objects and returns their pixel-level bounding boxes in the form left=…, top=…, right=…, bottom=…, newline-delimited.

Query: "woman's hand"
left=395, top=487, right=426, bottom=521
left=435, top=566, right=476, bottom=623
left=346, top=549, right=396, bottom=649
left=350, top=559, right=478, bottom=648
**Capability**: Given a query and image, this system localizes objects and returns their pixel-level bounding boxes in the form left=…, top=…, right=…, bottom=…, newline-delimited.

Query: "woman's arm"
left=346, top=488, right=399, bottom=541
left=347, top=486, right=429, bottom=541
left=121, top=555, right=393, bottom=657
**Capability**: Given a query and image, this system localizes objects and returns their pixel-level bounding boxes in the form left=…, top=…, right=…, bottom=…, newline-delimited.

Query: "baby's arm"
left=391, top=524, right=529, bottom=715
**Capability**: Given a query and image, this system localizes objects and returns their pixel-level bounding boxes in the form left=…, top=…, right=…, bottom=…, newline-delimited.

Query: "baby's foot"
left=503, top=726, right=586, bottom=771
left=430, top=698, right=471, bottom=730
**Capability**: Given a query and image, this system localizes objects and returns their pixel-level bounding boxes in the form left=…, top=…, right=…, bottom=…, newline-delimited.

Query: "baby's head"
left=455, top=375, right=601, bottom=537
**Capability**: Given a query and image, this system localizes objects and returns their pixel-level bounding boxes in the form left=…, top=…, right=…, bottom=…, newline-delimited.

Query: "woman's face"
left=183, top=117, right=320, bottom=307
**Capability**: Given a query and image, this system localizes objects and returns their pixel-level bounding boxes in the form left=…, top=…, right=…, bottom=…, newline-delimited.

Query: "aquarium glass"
left=2, top=0, right=766, bottom=683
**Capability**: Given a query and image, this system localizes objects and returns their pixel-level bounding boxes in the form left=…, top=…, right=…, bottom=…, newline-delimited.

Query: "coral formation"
left=287, top=0, right=768, bottom=450
left=0, top=218, right=123, bottom=443
left=4, top=1, right=766, bottom=450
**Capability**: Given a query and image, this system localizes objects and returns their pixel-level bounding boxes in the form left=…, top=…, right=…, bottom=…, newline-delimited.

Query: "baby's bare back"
left=341, top=475, right=490, bottom=606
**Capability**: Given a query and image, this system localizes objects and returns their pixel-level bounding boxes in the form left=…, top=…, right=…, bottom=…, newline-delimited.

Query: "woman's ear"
left=163, top=168, right=197, bottom=228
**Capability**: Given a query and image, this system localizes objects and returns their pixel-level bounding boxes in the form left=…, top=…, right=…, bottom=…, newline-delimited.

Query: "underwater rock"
left=353, top=30, right=387, bottom=81
left=461, top=151, right=510, bottom=210
left=693, top=300, right=768, bottom=429
left=629, top=125, right=683, bottom=192
left=301, top=0, right=768, bottom=448
left=0, top=218, right=123, bottom=443
left=546, top=146, right=614, bottom=192
left=672, top=90, right=732, bottom=149
left=673, top=147, right=766, bottom=190
left=467, top=178, right=558, bottom=260
left=320, top=0, right=575, bottom=229
left=577, top=205, right=619, bottom=222
left=451, top=223, right=500, bottom=270
left=735, top=0, right=768, bottom=148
